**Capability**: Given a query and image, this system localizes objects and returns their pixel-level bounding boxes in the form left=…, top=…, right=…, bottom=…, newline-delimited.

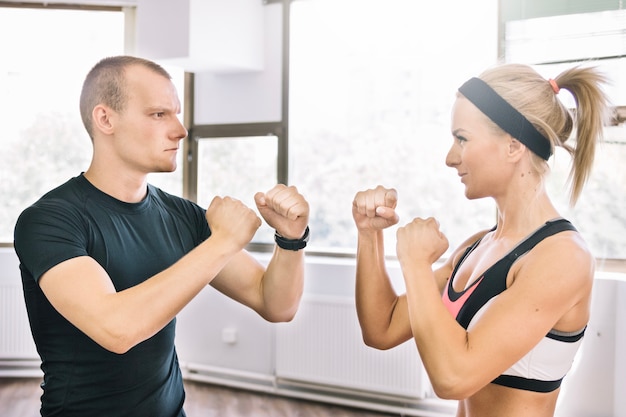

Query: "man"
left=14, top=55, right=310, bottom=417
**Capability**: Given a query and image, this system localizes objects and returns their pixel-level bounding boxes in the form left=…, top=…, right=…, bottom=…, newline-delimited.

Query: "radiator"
left=0, top=284, right=38, bottom=360
left=276, top=295, right=427, bottom=399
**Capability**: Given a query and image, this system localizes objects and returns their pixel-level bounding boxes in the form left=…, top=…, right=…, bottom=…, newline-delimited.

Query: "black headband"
left=458, top=77, right=552, bottom=160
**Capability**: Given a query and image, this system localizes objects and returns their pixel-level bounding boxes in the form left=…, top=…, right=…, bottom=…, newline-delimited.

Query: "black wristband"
left=274, top=226, right=310, bottom=251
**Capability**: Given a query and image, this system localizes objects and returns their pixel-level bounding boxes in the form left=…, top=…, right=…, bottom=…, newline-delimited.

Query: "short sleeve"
left=14, top=199, right=89, bottom=283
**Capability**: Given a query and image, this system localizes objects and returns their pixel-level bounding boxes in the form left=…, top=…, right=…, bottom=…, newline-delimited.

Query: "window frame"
left=184, top=0, right=291, bottom=254
left=185, top=122, right=287, bottom=202
left=185, top=122, right=286, bottom=253
left=0, top=2, right=122, bottom=12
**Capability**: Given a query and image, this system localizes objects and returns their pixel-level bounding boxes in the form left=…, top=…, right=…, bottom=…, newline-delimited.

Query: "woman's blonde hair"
left=478, top=63, right=611, bottom=205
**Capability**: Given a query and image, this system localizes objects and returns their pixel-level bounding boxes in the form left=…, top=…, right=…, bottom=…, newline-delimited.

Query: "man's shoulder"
left=25, top=178, right=84, bottom=219
left=148, top=184, right=203, bottom=213
left=16, top=176, right=87, bottom=233
left=33, top=175, right=85, bottom=205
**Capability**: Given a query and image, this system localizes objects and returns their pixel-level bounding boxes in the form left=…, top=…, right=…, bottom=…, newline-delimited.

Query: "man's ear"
left=92, top=105, right=115, bottom=135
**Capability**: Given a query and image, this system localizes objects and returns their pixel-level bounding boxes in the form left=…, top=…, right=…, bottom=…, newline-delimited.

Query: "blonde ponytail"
left=478, top=64, right=611, bottom=205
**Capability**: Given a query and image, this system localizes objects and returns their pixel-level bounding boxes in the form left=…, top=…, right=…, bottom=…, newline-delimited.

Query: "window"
left=0, top=6, right=126, bottom=242
left=196, top=135, right=279, bottom=243
left=504, top=10, right=626, bottom=260
left=288, top=0, right=499, bottom=255
left=0, top=5, right=185, bottom=244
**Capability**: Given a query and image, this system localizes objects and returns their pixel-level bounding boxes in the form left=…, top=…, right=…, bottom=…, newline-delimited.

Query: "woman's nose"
left=445, top=144, right=459, bottom=167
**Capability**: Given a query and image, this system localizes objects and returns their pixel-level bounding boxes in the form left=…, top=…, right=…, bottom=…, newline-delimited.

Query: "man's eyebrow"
left=145, top=106, right=174, bottom=113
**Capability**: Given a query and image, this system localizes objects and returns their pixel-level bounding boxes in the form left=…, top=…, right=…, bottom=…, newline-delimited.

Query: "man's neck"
left=83, top=166, right=148, bottom=203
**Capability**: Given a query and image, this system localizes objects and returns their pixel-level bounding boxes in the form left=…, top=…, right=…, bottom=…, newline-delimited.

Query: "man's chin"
left=155, top=164, right=177, bottom=173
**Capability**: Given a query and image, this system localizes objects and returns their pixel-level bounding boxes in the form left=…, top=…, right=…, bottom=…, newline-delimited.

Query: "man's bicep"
left=39, top=256, right=117, bottom=335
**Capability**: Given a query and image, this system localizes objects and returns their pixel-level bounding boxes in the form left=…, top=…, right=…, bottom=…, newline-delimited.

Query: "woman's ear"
left=92, top=105, right=115, bottom=136
left=508, top=137, right=527, bottom=162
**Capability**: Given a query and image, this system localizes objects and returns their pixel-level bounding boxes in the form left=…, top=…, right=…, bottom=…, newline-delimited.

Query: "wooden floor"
left=0, top=377, right=396, bottom=417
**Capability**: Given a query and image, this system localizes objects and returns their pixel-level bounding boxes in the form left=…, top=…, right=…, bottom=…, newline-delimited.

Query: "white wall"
left=556, top=272, right=626, bottom=416
left=191, top=3, right=283, bottom=125
left=0, top=248, right=40, bottom=376
left=134, top=0, right=283, bottom=125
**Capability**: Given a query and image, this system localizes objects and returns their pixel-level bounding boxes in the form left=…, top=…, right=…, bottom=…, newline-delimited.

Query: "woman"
left=352, top=63, right=610, bottom=417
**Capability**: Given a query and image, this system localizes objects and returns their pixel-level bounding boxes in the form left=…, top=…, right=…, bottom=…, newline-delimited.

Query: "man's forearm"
left=260, top=246, right=305, bottom=322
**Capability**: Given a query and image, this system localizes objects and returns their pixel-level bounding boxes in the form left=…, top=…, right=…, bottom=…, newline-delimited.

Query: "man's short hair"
left=79, top=55, right=172, bottom=139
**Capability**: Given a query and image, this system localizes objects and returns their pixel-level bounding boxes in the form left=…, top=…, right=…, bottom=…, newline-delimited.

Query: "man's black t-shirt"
left=14, top=174, right=211, bottom=417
